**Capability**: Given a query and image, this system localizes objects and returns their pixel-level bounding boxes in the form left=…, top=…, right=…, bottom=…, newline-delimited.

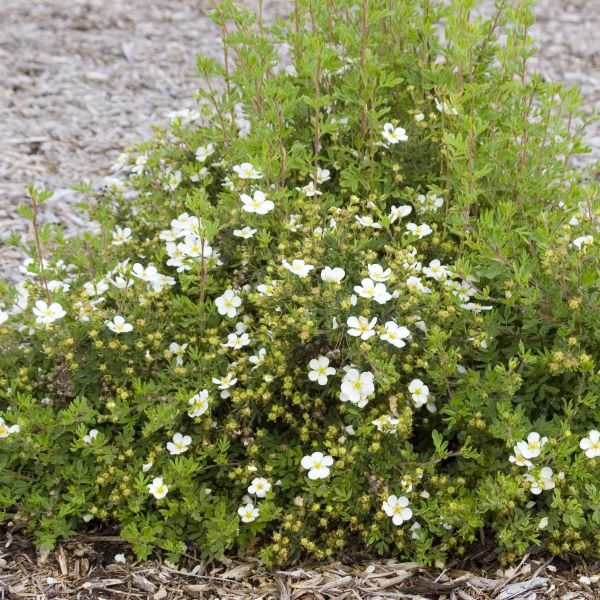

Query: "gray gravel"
left=1, top=0, right=599, bottom=279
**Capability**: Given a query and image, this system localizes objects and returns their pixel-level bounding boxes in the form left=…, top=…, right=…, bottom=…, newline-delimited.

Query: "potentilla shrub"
left=0, top=0, right=599, bottom=566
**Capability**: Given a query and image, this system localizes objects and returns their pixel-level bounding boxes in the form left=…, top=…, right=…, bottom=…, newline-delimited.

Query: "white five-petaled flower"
left=166, top=432, right=192, bottom=455
left=0, top=417, right=20, bottom=439
left=301, top=452, right=334, bottom=480
left=111, top=226, right=132, bottom=245
left=195, top=143, right=215, bottom=162
left=282, top=259, right=315, bottom=278
left=222, top=332, right=251, bottom=350
left=389, top=205, right=412, bottom=223
left=105, top=315, right=133, bottom=334
left=372, top=415, right=400, bottom=434
left=168, top=342, right=188, bottom=365
left=340, top=368, right=375, bottom=408
left=233, top=226, right=257, bottom=239
left=367, top=264, right=392, bottom=282
left=82, top=429, right=99, bottom=444
left=308, top=356, right=336, bottom=385
left=347, top=315, right=377, bottom=340
left=417, top=193, right=444, bottom=213
left=423, top=259, right=450, bottom=280
left=408, top=379, right=429, bottom=408
left=520, top=432, right=548, bottom=459
left=215, top=289, right=243, bottom=318
left=508, top=442, right=533, bottom=468
left=188, top=390, right=210, bottom=418
left=580, top=430, right=600, bottom=458
left=316, top=167, right=331, bottom=184
left=406, top=222, right=433, bottom=239
left=240, top=190, right=274, bottom=214
left=238, top=502, right=259, bottom=522
left=380, top=321, right=411, bottom=348
left=571, top=235, right=594, bottom=250
left=382, top=123, right=408, bottom=144
left=355, top=215, right=382, bottom=229
left=354, top=278, right=392, bottom=304
left=233, top=162, right=262, bottom=179
left=248, top=477, right=272, bottom=498
left=382, top=495, right=412, bottom=525
left=33, top=300, right=66, bottom=325
left=525, top=467, right=555, bottom=495
left=249, top=347, right=266, bottom=369
left=321, top=267, right=345, bottom=283
left=147, top=477, right=168, bottom=499
left=132, top=263, right=160, bottom=282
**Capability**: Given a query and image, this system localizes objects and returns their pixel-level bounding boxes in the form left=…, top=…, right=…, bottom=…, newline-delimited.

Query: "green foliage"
left=0, top=0, right=599, bottom=567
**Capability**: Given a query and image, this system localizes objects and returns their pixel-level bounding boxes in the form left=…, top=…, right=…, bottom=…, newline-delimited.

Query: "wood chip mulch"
left=0, top=532, right=598, bottom=599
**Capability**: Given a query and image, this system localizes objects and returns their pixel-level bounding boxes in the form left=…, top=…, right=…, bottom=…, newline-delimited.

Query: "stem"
left=30, top=194, right=52, bottom=304
left=358, top=0, right=368, bottom=160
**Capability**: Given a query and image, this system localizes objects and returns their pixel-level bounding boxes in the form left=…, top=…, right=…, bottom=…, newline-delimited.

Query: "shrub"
left=1, top=0, right=599, bottom=566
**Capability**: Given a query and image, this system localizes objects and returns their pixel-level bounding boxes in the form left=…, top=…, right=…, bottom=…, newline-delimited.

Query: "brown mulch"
left=0, top=531, right=598, bottom=599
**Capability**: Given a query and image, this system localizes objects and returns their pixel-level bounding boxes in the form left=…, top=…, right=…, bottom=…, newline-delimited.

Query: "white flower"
left=82, top=429, right=99, bottom=445
left=417, top=193, right=444, bottom=213
left=382, top=495, right=412, bottom=525
left=381, top=123, right=408, bottom=144
left=354, top=278, right=392, bottom=304
left=233, top=226, right=257, bottom=239
left=233, top=163, right=262, bottom=179
left=572, top=235, right=594, bottom=250
left=355, top=215, right=382, bottom=229
left=282, top=259, right=315, bottom=278
left=347, top=316, right=377, bottom=340
left=111, top=226, right=132, bottom=246
left=105, top=315, right=133, bottom=334
left=406, top=222, right=432, bottom=239
left=195, top=143, right=215, bottom=162
left=114, top=553, right=126, bottom=564
left=83, top=279, right=109, bottom=297
left=238, top=502, right=259, bottom=523
left=240, top=190, right=274, bottom=214
left=508, top=442, right=533, bottom=468
left=526, top=466, right=555, bottom=494
left=249, top=347, right=266, bottom=369
left=389, top=205, right=412, bottom=223
left=131, top=263, right=160, bottom=282
left=166, top=432, right=192, bottom=455
left=0, top=309, right=8, bottom=325
left=460, top=302, right=493, bottom=312
left=580, top=430, right=600, bottom=458
left=188, top=390, right=210, bottom=418
left=257, top=282, right=276, bottom=296
left=299, top=181, right=322, bottom=197
left=372, top=415, right=400, bottom=434
left=170, top=213, right=200, bottom=237
left=423, top=259, right=450, bottom=280
left=301, top=451, right=334, bottom=480
left=380, top=321, right=411, bottom=348
left=367, top=264, right=392, bottom=282
left=316, top=167, right=330, bottom=184
left=520, top=432, right=548, bottom=459
left=340, top=369, right=375, bottom=408
left=435, top=98, right=458, bottom=115
left=142, top=462, right=153, bottom=472
left=147, top=477, right=168, bottom=499
left=163, top=169, right=182, bottom=191
left=33, top=300, right=66, bottom=325
left=321, top=266, right=345, bottom=283
left=248, top=477, right=272, bottom=498
left=414, top=113, right=425, bottom=122
left=168, top=342, right=188, bottom=365
left=538, top=517, right=549, bottom=530
left=308, top=356, right=336, bottom=385
left=0, top=417, right=20, bottom=439
left=212, top=373, right=238, bottom=397
left=406, top=275, right=431, bottom=294
left=167, top=108, right=199, bottom=123
left=408, top=379, right=429, bottom=408
left=222, top=332, right=251, bottom=349
left=215, top=289, right=243, bottom=318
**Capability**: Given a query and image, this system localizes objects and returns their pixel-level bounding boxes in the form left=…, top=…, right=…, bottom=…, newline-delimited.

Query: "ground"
left=1, top=0, right=599, bottom=597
